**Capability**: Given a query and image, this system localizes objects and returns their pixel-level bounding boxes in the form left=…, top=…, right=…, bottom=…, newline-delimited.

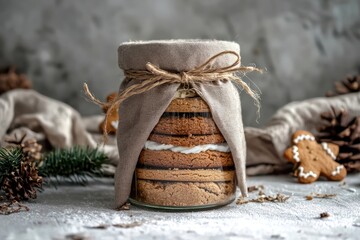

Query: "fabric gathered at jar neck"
left=84, top=51, right=262, bottom=138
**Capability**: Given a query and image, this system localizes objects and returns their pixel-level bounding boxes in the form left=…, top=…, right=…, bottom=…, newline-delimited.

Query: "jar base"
left=128, top=197, right=235, bottom=212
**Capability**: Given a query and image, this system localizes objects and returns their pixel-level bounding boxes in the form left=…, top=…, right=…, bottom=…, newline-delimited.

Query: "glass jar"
left=129, top=89, right=236, bottom=210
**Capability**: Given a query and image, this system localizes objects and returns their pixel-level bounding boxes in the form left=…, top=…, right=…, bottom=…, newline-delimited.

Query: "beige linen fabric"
left=115, top=40, right=248, bottom=208
left=0, top=89, right=96, bottom=148
left=0, top=89, right=119, bottom=169
left=118, top=40, right=240, bottom=71
left=245, top=92, right=360, bottom=175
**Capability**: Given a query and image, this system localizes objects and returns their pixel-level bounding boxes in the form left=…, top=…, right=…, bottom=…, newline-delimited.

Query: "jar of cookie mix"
left=130, top=89, right=237, bottom=209
left=85, top=40, right=261, bottom=210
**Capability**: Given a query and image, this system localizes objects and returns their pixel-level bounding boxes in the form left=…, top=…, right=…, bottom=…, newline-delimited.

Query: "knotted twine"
left=83, top=51, right=262, bottom=138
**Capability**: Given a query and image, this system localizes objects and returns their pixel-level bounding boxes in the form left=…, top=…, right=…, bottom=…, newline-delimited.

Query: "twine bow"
left=84, top=51, right=262, bottom=139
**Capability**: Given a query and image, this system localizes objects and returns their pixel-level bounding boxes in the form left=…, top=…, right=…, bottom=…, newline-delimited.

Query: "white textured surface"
left=2, top=174, right=360, bottom=240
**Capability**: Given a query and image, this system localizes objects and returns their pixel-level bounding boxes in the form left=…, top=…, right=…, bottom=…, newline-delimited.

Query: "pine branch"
left=0, top=148, right=22, bottom=184
left=39, top=147, right=108, bottom=185
left=0, top=145, right=108, bottom=188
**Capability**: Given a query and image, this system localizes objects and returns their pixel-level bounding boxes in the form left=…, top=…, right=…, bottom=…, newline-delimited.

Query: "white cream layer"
left=144, top=140, right=230, bottom=154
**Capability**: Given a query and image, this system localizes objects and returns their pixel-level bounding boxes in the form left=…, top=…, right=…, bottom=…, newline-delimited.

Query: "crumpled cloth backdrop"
left=245, top=91, right=360, bottom=175
left=0, top=89, right=119, bottom=173
left=1, top=89, right=359, bottom=176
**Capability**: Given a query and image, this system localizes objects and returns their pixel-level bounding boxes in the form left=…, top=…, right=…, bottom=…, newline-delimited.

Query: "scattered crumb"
left=65, top=233, right=89, bottom=240
left=84, top=224, right=108, bottom=229
left=273, top=194, right=291, bottom=203
left=236, top=197, right=248, bottom=205
left=306, top=193, right=336, bottom=200
left=113, top=221, right=143, bottom=228
left=305, top=195, right=313, bottom=201
left=258, top=190, right=265, bottom=196
left=84, top=222, right=143, bottom=229
left=116, top=202, right=131, bottom=211
left=247, top=185, right=264, bottom=193
left=0, top=201, right=29, bottom=215
left=236, top=193, right=290, bottom=205
left=314, top=193, right=336, bottom=199
left=320, top=212, right=330, bottom=219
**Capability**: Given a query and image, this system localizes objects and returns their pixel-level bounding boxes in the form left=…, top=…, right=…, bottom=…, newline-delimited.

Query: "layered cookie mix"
left=131, top=95, right=236, bottom=207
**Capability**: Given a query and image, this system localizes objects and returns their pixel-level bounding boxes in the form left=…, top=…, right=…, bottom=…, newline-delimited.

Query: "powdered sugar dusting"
left=2, top=175, right=360, bottom=240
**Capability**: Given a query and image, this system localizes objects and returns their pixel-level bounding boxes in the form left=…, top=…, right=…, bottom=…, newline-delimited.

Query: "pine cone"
left=1, top=138, right=43, bottom=201
left=317, top=107, right=360, bottom=172
left=0, top=67, right=32, bottom=94
left=1, top=161, right=43, bottom=201
left=326, top=75, right=360, bottom=97
left=21, top=139, right=43, bottom=166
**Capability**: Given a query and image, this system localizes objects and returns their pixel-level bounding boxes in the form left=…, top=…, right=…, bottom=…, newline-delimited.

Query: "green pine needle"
left=0, top=146, right=108, bottom=187
left=39, top=146, right=108, bottom=185
left=0, top=147, right=22, bottom=184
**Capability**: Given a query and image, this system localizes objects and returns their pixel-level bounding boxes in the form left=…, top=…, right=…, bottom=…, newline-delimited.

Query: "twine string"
left=84, top=51, right=262, bottom=139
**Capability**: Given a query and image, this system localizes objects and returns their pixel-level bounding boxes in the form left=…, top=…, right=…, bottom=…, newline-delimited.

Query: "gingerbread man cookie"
left=284, top=130, right=346, bottom=183
left=99, top=92, right=119, bottom=134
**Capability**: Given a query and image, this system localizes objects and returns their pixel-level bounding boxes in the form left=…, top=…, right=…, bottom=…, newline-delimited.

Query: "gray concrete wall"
left=0, top=0, right=359, bottom=126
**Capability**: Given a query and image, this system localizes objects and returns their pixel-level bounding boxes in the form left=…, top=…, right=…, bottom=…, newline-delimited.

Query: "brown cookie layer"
left=135, top=168, right=235, bottom=182
left=153, top=116, right=220, bottom=135
left=148, top=133, right=226, bottom=147
left=139, top=149, right=233, bottom=168
left=132, top=180, right=235, bottom=207
left=165, top=97, right=210, bottom=112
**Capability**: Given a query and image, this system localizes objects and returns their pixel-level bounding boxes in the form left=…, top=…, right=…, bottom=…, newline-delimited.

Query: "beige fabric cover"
left=118, top=40, right=240, bottom=71
left=115, top=40, right=248, bottom=208
left=245, top=92, right=360, bottom=175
